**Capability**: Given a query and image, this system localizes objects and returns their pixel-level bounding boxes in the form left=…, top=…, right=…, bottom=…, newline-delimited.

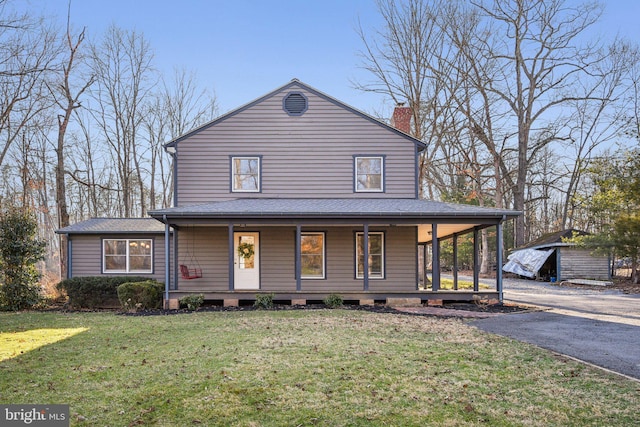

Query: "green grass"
left=0, top=310, right=638, bottom=426
left=439, top=278, right=490, bottom=290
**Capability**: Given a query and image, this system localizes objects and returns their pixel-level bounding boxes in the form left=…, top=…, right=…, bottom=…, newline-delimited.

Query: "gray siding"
left=304, top=226, right=417, bottom=292
left=177, top=227, right=229, bottom=291
left=261, top=227, right=296, bottom=291
left=560, top=248, right=610, bottom=280
left=175, top=225, right=417, bottom=293
left=70, top=234, right=168, bottom=282
left=176, top=85, right=418, bottom=205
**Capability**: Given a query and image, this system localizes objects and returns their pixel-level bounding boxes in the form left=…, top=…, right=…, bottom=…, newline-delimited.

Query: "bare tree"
left=68, top=109, right=122, bottom=219
left=559, top=42, right=637, bottom=230
left=89, top=25, right=155, bottom=217
left=0, top=0, right=59, bottom=168
left=470, top=0, right=607, bottom=246
left=143, top=67, right=217, bottom=209
left=10, top=117, right=59, bottom=274
left=359, top=0, right=619, bottom=247
left=355, top=0, right=458, bottom=198
left=49, top=5, right=94, bottom=278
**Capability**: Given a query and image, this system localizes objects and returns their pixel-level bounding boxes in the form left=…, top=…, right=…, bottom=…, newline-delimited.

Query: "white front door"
left=234, top=232, right=260, bottom=289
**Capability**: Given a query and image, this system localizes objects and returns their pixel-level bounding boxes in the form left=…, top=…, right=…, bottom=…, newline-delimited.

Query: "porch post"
left=163, top=216, right=170, bottom=306
left=473, top=227, right=480, bottom=292
left=422, top=244, right=428, bottom=288
left=453, top=233, right=458, bottom=290
left=173, top=228, right=178, bottom=290
left=295, top=224, right=302, bottom=291
left=431, top=223, right=440, bottom=291
left=496, top=220, right=504, bottom=302
left=228, top=223, right=234, bottom=291
left=363, top=223, right=369, bottom=291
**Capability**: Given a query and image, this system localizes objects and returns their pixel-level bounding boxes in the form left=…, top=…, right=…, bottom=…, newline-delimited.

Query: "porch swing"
left=179, top=226, right=202, bottom=279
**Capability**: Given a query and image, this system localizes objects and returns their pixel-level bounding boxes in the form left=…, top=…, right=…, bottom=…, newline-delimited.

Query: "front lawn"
left=0, top=310, right=637, bottom=426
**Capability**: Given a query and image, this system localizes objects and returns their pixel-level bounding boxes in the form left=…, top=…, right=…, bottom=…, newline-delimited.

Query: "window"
left=232, top=156, right=261, bottom=192
left=237, top=235, right=256, bottom=269
left=356, top=232, right=384, bottom=279
left=301, top=232, right=325, bottom=279
left=355, top=156, right=384, bottom=192
left=103, top=239, right=152, bottom=273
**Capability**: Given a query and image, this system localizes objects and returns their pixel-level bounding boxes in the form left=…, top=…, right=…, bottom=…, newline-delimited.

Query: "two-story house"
left=58, top=79, right=519, bottom=308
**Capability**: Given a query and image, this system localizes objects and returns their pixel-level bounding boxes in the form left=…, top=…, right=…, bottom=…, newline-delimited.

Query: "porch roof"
left=149, top=198, right=520, bottom=235
left=149, top=198, right=519, bottom=223
left=149, top=199, right=519, bottom=243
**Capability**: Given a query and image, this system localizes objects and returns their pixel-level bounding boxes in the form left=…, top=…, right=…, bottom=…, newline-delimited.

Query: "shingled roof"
left=149, top=198, right=519, bottom=220
left=56, top=218, right=166, bottom=235
left=519, top=229, right=589, bottom=250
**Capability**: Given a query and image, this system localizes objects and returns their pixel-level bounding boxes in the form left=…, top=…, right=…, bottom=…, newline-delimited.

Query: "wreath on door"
left=237, top=242, right=255, bottom=259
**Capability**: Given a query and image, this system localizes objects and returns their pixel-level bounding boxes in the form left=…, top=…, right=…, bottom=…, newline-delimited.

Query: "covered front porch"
left=148, top=198, right=518, bottom=308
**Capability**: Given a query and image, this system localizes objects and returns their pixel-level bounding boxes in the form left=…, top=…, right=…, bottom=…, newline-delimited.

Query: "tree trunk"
left=56, top=117, right=70, bottom=278
left=54, top=24, right=92, bottom=279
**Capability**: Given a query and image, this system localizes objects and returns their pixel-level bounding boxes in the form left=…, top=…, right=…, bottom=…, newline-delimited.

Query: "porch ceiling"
left=417, top=223, right=488, bottom=244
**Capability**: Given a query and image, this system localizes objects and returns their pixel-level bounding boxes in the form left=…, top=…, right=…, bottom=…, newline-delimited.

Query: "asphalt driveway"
left=469, top=277, right=640, bottom=380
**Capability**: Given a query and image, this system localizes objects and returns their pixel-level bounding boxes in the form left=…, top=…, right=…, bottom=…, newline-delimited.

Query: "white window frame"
left=103, top=239, right=153, bottom=274
left=232, top=156, right=261, bottom=192
left=300, top=232, right=325, bottom=279
left=355, top=232, right=385, bottom=279
left=355, top=156, right=384, bottom=192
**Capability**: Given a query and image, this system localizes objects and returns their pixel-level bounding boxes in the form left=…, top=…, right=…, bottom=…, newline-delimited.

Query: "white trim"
left=103, top=238, right=153, bottom=274
left=355, top=156, right=384, bottom=192
left=232, top=156, right=261, bottom=192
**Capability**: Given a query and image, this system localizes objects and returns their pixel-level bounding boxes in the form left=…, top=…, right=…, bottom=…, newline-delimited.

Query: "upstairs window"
left=232, top=156, right=261, bottom=192
left=103, top=239, right=152, bottom=273
left=355, top=156, right=384, bottom=192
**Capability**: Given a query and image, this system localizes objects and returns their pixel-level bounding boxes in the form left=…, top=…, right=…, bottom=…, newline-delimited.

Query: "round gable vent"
left=283, top=92, right=308, bottom=116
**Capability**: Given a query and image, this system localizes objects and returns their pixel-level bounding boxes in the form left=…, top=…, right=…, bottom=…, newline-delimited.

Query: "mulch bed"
left=37, top=299, right=531, bottom=317
left=115, top=301, right=531, bottom=317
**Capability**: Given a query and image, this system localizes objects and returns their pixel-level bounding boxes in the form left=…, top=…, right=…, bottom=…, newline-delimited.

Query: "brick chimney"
left=391, top=103, right=412, bottom=134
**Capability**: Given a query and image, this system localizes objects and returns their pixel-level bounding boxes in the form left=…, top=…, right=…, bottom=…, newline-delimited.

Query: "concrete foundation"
left=165, top=299, right=179, bottom=310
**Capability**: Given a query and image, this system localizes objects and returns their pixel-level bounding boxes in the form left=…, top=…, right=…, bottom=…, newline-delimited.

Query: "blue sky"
left=19, top=0, right=640, bottom=118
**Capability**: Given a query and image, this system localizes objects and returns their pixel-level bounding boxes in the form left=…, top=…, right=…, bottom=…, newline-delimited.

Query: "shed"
left=503, top=229, right=611, bottom=281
